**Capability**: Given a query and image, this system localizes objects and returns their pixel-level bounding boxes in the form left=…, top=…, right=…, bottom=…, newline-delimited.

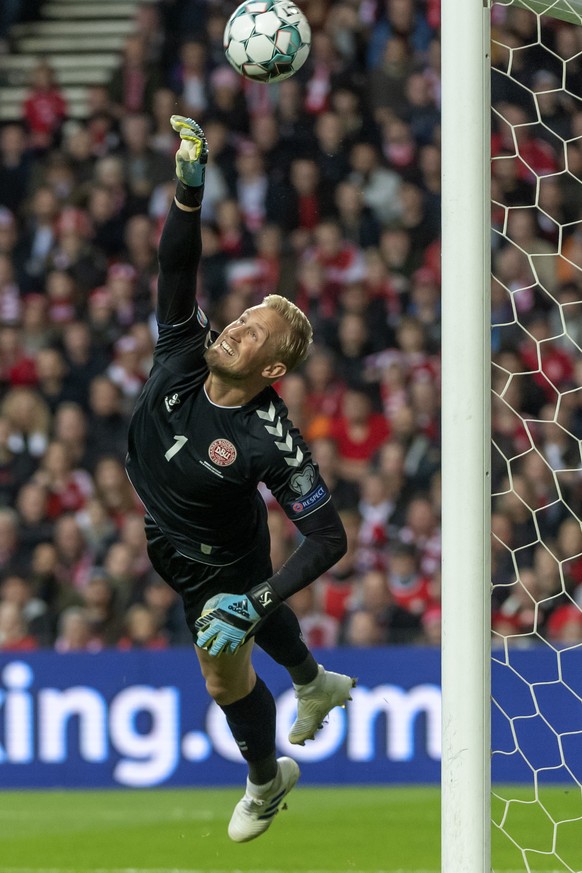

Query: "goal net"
left=489, top=1, right=582, bottom=870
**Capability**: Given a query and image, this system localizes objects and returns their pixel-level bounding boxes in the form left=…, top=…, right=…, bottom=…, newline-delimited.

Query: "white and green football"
left=223, top=0, right=311, bottom=83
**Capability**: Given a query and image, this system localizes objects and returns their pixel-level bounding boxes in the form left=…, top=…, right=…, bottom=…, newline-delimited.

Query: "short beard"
left=204, top=345, right=248, bottom=381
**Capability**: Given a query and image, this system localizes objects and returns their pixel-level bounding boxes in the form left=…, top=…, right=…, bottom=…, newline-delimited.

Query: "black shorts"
left=145, top=518, right=273, bottom=635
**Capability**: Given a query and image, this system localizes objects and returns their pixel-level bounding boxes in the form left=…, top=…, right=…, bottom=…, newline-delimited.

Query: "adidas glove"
left=170, top=115, right=208, bottom=209
left=195, top=583, right=281, bottom=656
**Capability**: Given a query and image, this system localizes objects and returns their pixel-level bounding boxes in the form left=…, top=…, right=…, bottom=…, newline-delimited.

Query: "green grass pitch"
left=0, top=785, right=579, bottom=873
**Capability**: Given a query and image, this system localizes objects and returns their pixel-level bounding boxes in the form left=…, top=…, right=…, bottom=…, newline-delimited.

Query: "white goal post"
left=441, top=1, right=492, bottom=871
left=442, top=2, right=582, bottom=872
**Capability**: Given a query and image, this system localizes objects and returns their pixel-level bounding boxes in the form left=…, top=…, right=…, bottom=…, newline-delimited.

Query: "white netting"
left=490, top=2, right=582, bottom=871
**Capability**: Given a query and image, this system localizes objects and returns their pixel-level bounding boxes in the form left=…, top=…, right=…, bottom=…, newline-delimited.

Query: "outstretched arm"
left=157, top=117, right=208, bottom=326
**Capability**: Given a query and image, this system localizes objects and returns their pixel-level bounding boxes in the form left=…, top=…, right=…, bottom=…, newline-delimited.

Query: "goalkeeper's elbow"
left=323, top=526, right=348, bottom=565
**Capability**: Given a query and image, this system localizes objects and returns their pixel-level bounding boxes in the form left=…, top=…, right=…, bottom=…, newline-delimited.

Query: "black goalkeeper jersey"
left=126, top=202, right=342, bottom=578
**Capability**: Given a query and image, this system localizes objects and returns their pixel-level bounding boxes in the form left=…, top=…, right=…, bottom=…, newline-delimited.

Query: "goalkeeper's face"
left=204, top=304, right=287, bottom=383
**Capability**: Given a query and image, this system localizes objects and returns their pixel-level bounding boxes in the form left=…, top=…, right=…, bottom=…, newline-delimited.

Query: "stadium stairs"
left=0, top=0, right=146, bottom=122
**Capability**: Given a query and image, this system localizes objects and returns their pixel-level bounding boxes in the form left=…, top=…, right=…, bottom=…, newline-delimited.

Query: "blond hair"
left=263, top=294, right=313, bottom=372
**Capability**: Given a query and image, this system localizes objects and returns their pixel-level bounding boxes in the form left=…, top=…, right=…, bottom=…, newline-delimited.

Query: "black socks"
left=220, top=675, right=278, bottom=784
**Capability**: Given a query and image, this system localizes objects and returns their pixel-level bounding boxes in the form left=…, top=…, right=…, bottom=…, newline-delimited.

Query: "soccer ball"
left=223, top=0, right=311, bottom=83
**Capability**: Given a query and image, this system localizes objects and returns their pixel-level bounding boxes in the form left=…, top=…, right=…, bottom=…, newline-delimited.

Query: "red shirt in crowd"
left=23, top=88, right=67, bottom=149
left=329, top=412, right=391, bottom=462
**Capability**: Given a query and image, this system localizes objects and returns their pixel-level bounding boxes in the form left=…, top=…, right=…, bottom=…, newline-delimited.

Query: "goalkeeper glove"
left=195, top=582, right=281, bottom=656
left=170, top=115, right=208, bottom=209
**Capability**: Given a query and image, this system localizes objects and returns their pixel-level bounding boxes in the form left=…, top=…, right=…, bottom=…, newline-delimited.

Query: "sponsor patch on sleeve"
left=288, top=483, right=329, bottom=516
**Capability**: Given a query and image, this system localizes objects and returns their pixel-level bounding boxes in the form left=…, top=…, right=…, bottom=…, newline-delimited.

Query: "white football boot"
left=228, top=757, right=300, bottom=843
left=289, top=664, right=357, bottom=745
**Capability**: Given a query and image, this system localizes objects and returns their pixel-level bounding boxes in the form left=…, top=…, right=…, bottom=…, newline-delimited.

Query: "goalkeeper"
left=126, top=117, right=355, bottom=843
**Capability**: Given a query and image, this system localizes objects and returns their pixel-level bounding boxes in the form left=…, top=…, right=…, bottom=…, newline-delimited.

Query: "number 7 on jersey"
left=165, top=434, right=188, bottom=461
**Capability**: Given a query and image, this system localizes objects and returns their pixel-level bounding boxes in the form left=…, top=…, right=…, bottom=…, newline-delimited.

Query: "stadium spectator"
left=0, top=324, right=31, bottom=387
left=32, top=439, right=93, bottom=519
left=420, top=603, right=441, bottom=645
left=304, top=30, right=341, bottom=115
left=0, top=600, right=39, bottom=651
left=22, top=59, right=68, bottom=153
left=85, top=377, right=130, bottom=467
left=312, top=111, right=351, bottom=186
left=0, top=506, right=25, bottom=576
left=28, top=541, right=61, bottom=617
left=207, top=64, right=249, bottom=134
left=35, top=346, right=86, bottom=413
left=93, top=455, right=142, bottom=528
left=401, top=70, right=440, bottom=147
left=48, top=207, right=107, bottom=293
left=556, top=517, right=582, bottom=591
left=397, top=495, right=441, bottom=578
left=234, top=142, right=269, bottom=233
left=267, top=156, right=334, bottom=242
left=150, top=88, right=181, bottom=158
left=0, top=0, right=23, bottom=50
left=0, top=572, right=52, bottom=646
left=17, top=185, right=59, bottom=290
left=348, top=140, right=402, bottom=227
left=54, top=605, right=102, bottom=652
left=545, top=603, right=582, bottom=646
left=366, top=0, right=434, bottom=70
left=491, top=510, right=518, bottom=592
left=334, top=180, right=380, bottom=250
left=141, top=573, right=191, bottom=646
left=492, top=568, right=545, bottom=642
left=288, top=584, right=340, bottom=648
left=106, top=334, right=148, bottom=414
left=86, top=184, right=126, bottom=259
left=75, top=497, right=117, bottom=562
left=344, top=567, right=422, bottom=644
left=52, top=512, right=93, bottom=592
left=386, top=540, right=435, bottom=618
left=356, top=471, right=392, bottom=571
left=117, top=113, right=175, bottom=214
left=0, top=416, right=35, bottom=509
left=60, top=321, right=108, bottom=396
left=102, top=540, right=143, bottom=605
left=331, top=86, right=376, bottom=149
left=326, top=387, right=390, bottom=482
left=274, top=78, right=313, bottom=157
left=0, top=123, right=33, bottom=214
left=378, top=226, right=420, bottom=292
left=491, top=103, right=559, bottom=183
left=61, top=122, right=96, bottom=186
left=389, top=402, right=440, bottom=490
left=107, top=33, right=162, bottom=118
left=81, top=568, right=124, bottom=647
left=368, top=35, right=416, bottom=120
left=167, top=39, right=209, bottom=119
left=21, top=293, right=52, bottom=354
left=397, top=181, right=440, bottom=258
left=117, top=602, right=169, bottom=650
left=0, top=385, right=51, bottom=460
left=374, top=439, right=417, bottom=532
left=214, top=198, right=256, bottom=260
left=342, top=608, right=385, bottom=646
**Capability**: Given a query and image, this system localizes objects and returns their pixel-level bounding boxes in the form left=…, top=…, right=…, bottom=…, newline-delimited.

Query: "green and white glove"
left=170, top=115, right=208, bottom=208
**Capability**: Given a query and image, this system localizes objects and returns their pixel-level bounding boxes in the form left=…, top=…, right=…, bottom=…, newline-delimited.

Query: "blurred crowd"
left=0, top=0, right=581, bottom=653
